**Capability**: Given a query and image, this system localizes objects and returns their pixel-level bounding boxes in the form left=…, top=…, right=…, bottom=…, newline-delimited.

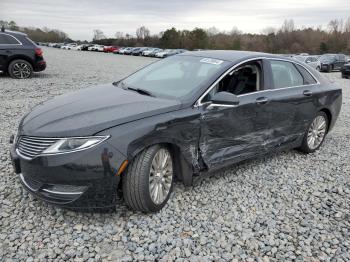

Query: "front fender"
left=96, top=108, right=202, bottom=173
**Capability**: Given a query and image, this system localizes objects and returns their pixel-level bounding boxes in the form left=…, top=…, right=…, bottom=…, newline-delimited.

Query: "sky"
left=1, top=0, right=350, bottom=40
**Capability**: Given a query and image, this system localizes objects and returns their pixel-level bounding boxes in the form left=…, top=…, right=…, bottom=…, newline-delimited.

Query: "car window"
left=121, top=56, right=229, bottom=98
left=295, top=64, right=317, bottom=85
left=270, top=60, right=304, bottom=89
left=0, top=34, right=21, bottom=45
left=202, top=61, right=262, bottom=102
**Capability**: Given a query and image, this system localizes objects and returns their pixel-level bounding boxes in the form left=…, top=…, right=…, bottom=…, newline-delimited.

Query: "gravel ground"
left=0, top=47, right=349, bottom=261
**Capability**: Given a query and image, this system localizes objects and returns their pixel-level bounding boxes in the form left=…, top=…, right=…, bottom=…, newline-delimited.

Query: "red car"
left=103, top=46, right=119, bottom=53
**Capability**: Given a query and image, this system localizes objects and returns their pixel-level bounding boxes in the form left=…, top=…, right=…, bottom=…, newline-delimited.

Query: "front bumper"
left=10, top=141, right=126, bottom=209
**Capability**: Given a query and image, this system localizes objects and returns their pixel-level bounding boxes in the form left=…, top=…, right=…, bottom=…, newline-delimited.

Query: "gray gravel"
left=0, top=47, right=349, bottom=261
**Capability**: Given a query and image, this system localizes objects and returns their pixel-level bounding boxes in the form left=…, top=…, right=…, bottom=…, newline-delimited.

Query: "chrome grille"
left=17, top=136, right=59, bottom=159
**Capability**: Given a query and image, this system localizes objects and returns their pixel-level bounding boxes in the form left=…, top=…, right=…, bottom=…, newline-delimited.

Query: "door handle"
left=255, top=97, right=269, bottom=105
left=303, top=90, right=312, bottom=96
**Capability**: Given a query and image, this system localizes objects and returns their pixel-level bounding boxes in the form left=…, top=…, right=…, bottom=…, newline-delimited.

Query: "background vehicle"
left=104, top=46, right=119, bottom=53
left=88, top=44, right=104, bottom=51
left=0, top=28, right=46, bottom=78
left=142, top=48, right=162, bottom=56
left=155, top=49, right=172, bottom=58
left=124, top=47, right=136, bottom=55
left=61, top=43, right=78, bottom=50
left=166, top=49, right=187, bottom=57
left=341, top=62, right=350, bottom=78
left=294, top=55, right=321, bottom=71
left=319, top=54, right=347, bottom=72
left=131, top=47, right=148, bottom=56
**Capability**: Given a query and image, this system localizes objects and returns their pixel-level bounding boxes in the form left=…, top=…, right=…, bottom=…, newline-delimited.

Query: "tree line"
left=0, top=20, right=70, bottom=43
left=2, top=19, right=350, bottom=54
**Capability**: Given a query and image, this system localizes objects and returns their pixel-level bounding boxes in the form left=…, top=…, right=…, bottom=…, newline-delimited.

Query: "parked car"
left=142, top=48, right=162, bottom=56
left=341, top=62, right=350, bottom=78
left=117, top=47, right=130, bottom=54
left=0, top=28, right=46, bottom=79
left=53, top=43, right=64, bottom=48
left=79, top=44, right=93, bottom=51
left=61, top=43, right=78, bottom=50
left=155, top=49, right=172, bottom=58
left=294, top=55, right=321, bottom=71
left=131, top=47, right=148, bottom=56
left=88, top=44, right=104, bottom=51
left=319, top=54, right=348, bottom=72
left=124, top=47, right=136, bottom=55
left=104, top=46, right=119, bottom=53
left=10, top=51, right=342, bottom=212
left=148, top=48, right=164, bottom=57
left=166, top=49, right=187, bottom=57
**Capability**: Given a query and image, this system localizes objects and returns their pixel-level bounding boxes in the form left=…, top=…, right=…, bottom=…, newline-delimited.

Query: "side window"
left=202, top=61, right=262, bottom=102
left=0, top=34, right=21, bottom=45
left=270, top=60, right=303, bottom=89
left=295, top=64, right=317, bottom=85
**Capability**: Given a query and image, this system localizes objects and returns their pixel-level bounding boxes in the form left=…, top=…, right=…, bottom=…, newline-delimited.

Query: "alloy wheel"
left=149, top=148, right=173, bottom=205
left=307, top=115, right=327, bottom=150
left=12, top=63, right=31, bottom=79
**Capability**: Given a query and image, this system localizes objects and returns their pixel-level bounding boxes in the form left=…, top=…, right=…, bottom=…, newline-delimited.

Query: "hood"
left=20, top=84, right=182, bottom=137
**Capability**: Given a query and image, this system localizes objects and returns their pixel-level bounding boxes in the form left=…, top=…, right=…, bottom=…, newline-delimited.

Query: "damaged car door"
left=197, top=59, right=273, bottom=169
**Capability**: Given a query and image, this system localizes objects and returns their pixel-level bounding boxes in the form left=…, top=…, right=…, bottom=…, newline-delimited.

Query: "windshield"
left=120, top=56, right=229, bottom=98
left=320, top=54, right=336, bottom=62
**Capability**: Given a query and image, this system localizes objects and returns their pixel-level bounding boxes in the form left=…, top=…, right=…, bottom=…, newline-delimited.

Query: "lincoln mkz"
left=10, top=51, right=342, bottom=212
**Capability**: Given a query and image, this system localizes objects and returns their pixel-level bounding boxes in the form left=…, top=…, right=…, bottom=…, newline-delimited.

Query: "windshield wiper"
left=114, top=81, right=155, bottom=97
left=126, top=87, right=155, bottom=97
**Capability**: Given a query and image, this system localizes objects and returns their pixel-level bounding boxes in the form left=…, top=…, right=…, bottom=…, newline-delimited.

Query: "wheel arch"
left=7, top=55, right=34, bottom=70
left=319, top=108, right=332, bottom=133
left=127, top=140, right=195, bottom=186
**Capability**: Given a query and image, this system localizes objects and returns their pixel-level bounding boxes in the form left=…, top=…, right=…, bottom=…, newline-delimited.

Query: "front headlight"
left=42, top=136, right=109, bottom=155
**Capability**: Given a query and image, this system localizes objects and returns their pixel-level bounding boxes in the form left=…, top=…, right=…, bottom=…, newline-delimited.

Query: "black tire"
left=298, top=111, right=329, bottom=153
left=122, top=144, right=174, bottom=212
left=8, top=59, right=33, bottom=79
left=327, top=65, right=331, bottom=73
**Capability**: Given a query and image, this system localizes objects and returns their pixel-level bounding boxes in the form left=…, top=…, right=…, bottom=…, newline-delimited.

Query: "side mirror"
left=210, top=91, right=239, bottom=106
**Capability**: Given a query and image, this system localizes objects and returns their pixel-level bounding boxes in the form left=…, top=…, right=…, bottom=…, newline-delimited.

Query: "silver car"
left=294, top=55, right=321, bottom=71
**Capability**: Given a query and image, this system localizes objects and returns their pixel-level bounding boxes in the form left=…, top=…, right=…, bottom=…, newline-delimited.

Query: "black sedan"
left=341, top=63, right=350, bottom=78
left=10, top=51, right=342, bottom=212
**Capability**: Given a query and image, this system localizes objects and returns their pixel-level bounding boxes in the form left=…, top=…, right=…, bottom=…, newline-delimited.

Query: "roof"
left=180, top=50, right=285, bottom=62
left=1, top=30, right=27, bottom=37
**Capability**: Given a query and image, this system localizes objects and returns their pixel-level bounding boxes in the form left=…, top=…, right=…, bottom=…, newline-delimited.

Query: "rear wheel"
left=122, top=145, right=174, bottom=212
left=298, top=111, right=328, bottom=153
left=8, top=59, right=33, bottom=79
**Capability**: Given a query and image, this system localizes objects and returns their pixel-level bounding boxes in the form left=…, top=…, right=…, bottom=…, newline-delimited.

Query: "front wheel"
left=298, top=111, right=328, bottom=153
left=8, top=59, right=33, bottom=79
left=122, top=145, right=174, bottom=212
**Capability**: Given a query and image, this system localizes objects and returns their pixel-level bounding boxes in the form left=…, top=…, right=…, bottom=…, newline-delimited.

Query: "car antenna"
left=1, top=25, right=5, bottom=32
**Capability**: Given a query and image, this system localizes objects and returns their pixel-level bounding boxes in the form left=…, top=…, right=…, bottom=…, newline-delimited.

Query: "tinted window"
left=0, top=34, right=21, bottom=45
left=270, top=60, right=304, bottom=88
left=295, top=64, right=317, bottom=85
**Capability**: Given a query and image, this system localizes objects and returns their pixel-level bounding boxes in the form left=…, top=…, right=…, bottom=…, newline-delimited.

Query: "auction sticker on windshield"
left=200, top=58, right=224, bottom=65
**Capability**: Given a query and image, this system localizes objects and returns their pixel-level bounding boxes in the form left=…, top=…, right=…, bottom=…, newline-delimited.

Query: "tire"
left=8, top=59, right=33, bottom=79
left=122, top=145, right=174, bottom=212
left=327, top=65, right=331, bottom=73
left=298, top=111, right=329, bottom=153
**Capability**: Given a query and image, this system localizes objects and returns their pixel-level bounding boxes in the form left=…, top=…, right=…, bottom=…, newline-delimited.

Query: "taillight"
left=35, top=48, right=43, bottom=56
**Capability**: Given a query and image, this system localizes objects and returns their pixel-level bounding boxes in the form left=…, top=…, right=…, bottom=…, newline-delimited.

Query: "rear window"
left=0, top=34, right=21, bottom=45
left=295, top=64, right=317, bottom=85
